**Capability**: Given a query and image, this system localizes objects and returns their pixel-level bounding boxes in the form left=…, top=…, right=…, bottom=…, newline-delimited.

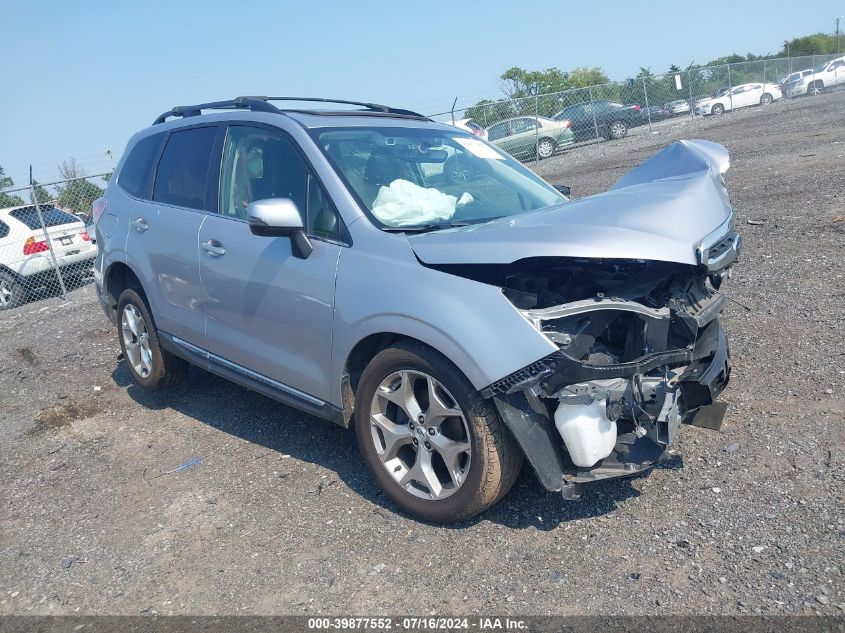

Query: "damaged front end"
left=480, top=249, right=737, bottom=497
left=409, top=139, right=741, bottom=497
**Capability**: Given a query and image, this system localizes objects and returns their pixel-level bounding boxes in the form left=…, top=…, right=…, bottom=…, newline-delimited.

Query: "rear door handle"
left=201, top=239, right=226, bottom=257
left=131, top=217, right=149, bottom=232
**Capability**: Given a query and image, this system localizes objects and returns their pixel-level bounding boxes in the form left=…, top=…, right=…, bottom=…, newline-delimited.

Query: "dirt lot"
left=1, top=93, right=843, bottom=616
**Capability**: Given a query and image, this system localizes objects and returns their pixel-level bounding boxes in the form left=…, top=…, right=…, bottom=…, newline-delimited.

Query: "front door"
left=199, top=124, right=343, bottom=403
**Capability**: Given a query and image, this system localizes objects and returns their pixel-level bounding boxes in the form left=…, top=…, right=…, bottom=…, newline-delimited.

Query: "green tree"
left=668, top=64, right=681, bottom=74
left=778, top=33, right=838, bottom=56
left=0, top=165, right=25, bottom=208
left=30, top=179, right=52, bottom=205
left=56, top=179, right=103, bottom=215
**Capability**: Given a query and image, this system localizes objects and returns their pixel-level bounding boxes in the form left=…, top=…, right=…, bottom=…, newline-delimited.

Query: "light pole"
left=836, top=17, right=842, bottom=54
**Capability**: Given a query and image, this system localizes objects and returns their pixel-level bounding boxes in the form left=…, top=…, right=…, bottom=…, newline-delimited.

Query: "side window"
left=0, top=220, right=9, bottom=239
left=220, top=125, right=343, bottom=241
left=511, top=118, right=537, bottom=134
left=219, top=126, right=308, bottom=220
left=117, top=133, right=165, bottom=199
left=153, top=126, right=218, bottom=210
left=306, top=174, right=341, bottom=241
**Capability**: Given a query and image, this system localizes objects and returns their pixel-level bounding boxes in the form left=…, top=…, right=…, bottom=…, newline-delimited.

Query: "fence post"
left=727, top=63, right=733, bottom=110
left=534, top=95, right=540, bottom=164
left=687, top=70, right=696, bottom=122
left=29, top=179, right=68, bottom=302
left=763, top=59, right=766, bottom=87
left=641, top=77, right=652, bottom=133
left=588, top=86, right=600, bottom=142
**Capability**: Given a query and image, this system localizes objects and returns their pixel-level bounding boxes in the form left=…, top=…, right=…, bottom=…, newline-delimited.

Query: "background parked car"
left=694, top=82, right=782, bottom=116
left=784, top=56, right=845, bottom=97
left=485, top=116, right=574, bottom=159
left=664, top=99, right=691, bottom=115
left=0, top=204, right=96, bottom=309
left=642, top=105, right=671, bottom=122
left=779, top=69, right=814, bottom=96
left=552, top=100, right=645, bottom=142
left=444, top=118, right=488, bottom=139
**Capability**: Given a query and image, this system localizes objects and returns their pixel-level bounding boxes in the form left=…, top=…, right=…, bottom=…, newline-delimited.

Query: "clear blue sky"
left=1, top=0, right=841, bottom=186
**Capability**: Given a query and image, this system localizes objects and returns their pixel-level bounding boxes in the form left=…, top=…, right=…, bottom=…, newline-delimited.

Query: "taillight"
left=472, top=129, right=484, bottom=136
left=562, top=119, right=572, bottom=128
left=632, top=105, right=641, bottom=112
left=80, top=230, right=91, bottom=242
left=92, top=197, right=107, bottom=224
left=23, top=236, right=49, bottom=255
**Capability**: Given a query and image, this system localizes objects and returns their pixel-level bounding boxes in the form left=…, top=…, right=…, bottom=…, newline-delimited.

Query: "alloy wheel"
left=0, top=280, right=12, bottom=307
left=537, top=139, right=555, bottom=159
left=121, top=304, right=153, bottom=378
left=369, top=370, right=472, bottom=501
left=609, top=122, right=626, bottom=139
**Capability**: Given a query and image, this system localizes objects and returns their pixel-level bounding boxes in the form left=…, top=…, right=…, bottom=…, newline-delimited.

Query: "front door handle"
left=131, top=217, right=149, bottom=232
left=201, top=239, right=226, bottom=257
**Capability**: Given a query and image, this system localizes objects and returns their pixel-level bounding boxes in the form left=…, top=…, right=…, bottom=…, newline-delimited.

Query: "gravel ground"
left=1, top=93, right=843, bottom=617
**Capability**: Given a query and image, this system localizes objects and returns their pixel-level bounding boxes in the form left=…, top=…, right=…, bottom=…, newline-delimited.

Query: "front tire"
left=712, top=103, right=725, bottom=115
left=0, top=272, right=25, bottom=310
left=808, top=81, right=824, bottom=96
left=354, top=342, right=522, bottom=522
left=116, top=288, right=188, bottom=390
left=760, top=93, right=773, bottom=105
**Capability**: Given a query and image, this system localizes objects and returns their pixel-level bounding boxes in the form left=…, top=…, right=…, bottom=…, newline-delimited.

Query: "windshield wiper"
left=382, top=221, right=471, bottom=233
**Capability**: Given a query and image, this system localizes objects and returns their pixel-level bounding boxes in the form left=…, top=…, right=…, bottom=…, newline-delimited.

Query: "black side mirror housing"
left=553, top=184, right=571, bottom=198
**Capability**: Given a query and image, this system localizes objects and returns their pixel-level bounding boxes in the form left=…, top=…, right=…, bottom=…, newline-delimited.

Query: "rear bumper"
left=20, top=256, right=95, bottom=288
left=493, top=321, right=731, bottom=495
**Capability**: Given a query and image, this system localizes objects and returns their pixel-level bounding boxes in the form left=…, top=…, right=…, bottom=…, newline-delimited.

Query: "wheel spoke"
left=400, top=449, right=443, bottom=498
left=378, top=371, right=423, bottom=422
left=371, top=413, right=413, bottom=461
left=123, top=307, right=139, bottom=336
left=425, top=378, right=461, bottom=425
left=430, top=434, right=471, bottom=487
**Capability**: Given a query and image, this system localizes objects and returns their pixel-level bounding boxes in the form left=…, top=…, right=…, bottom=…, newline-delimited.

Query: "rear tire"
left=116, top=288, right=188, bottom=390
left=760, top=93, right=773, bottom=105
left=808, top=81, right=824, bottom=96
left=536, top=137, right=556, bottom=159
left=354, top=342, right=522, bottom=523
left=0, top=272, right=25, bottom=310
left=606, top=120, right=628, bottom=140
left=712, top=103, right=725, bottom=115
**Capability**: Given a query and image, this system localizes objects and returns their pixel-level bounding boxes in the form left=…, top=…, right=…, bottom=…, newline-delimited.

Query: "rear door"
left=198, top=123, right=344, bottom=403
left=126, top=124, right=222, bottom=346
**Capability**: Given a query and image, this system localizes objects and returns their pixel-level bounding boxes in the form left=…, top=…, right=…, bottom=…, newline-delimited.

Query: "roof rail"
left=152, top=96, right=428, bottom=125
left=242, top=96, right=427, bottom=119
left=152, top=97, right=280, bottom=125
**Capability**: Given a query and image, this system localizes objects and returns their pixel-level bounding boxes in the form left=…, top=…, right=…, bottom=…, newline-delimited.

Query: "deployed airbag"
left=372, top=179, right=471, bottom=226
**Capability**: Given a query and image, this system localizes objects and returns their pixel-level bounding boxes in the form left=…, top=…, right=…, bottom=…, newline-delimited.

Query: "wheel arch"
left=103, top=261, right=147, bottom=319
left=340, top=330, right=481, bottom=428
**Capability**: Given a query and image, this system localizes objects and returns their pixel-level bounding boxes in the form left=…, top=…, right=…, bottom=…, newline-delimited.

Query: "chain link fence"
left=1, top=54, right=842, bottom=315
left=0, top=174, right=108, bottom=313
left=438, top=54, right=843, bottom=163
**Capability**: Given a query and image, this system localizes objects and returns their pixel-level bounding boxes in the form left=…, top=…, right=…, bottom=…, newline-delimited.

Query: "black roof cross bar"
left=152, top=98, right=281, bottom=125
left=240, top=96, right=427, bottom=119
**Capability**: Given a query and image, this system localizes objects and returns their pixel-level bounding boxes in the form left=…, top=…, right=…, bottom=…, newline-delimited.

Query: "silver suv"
left=95, top=97, right=739, bottom=522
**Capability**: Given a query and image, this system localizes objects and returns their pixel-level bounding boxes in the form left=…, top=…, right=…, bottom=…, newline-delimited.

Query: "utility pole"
left=836, top=17, right=842, bottom=54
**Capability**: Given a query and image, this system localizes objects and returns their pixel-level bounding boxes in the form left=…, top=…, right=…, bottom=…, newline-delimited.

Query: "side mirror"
left=247, top=198, right=313, bottom=259
left=553, top=184, right=571, bottom=198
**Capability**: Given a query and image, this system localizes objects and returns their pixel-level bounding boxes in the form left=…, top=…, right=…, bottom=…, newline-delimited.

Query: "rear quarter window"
left=118, top=132, right=166, bottom=199
left=9, top=206, right=79, bottom=230
left=0, top=220, right=9, bottom=239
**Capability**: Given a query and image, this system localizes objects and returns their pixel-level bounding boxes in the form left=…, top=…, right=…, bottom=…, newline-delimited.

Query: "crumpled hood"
left=408, top=139, right=733, bottom=267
